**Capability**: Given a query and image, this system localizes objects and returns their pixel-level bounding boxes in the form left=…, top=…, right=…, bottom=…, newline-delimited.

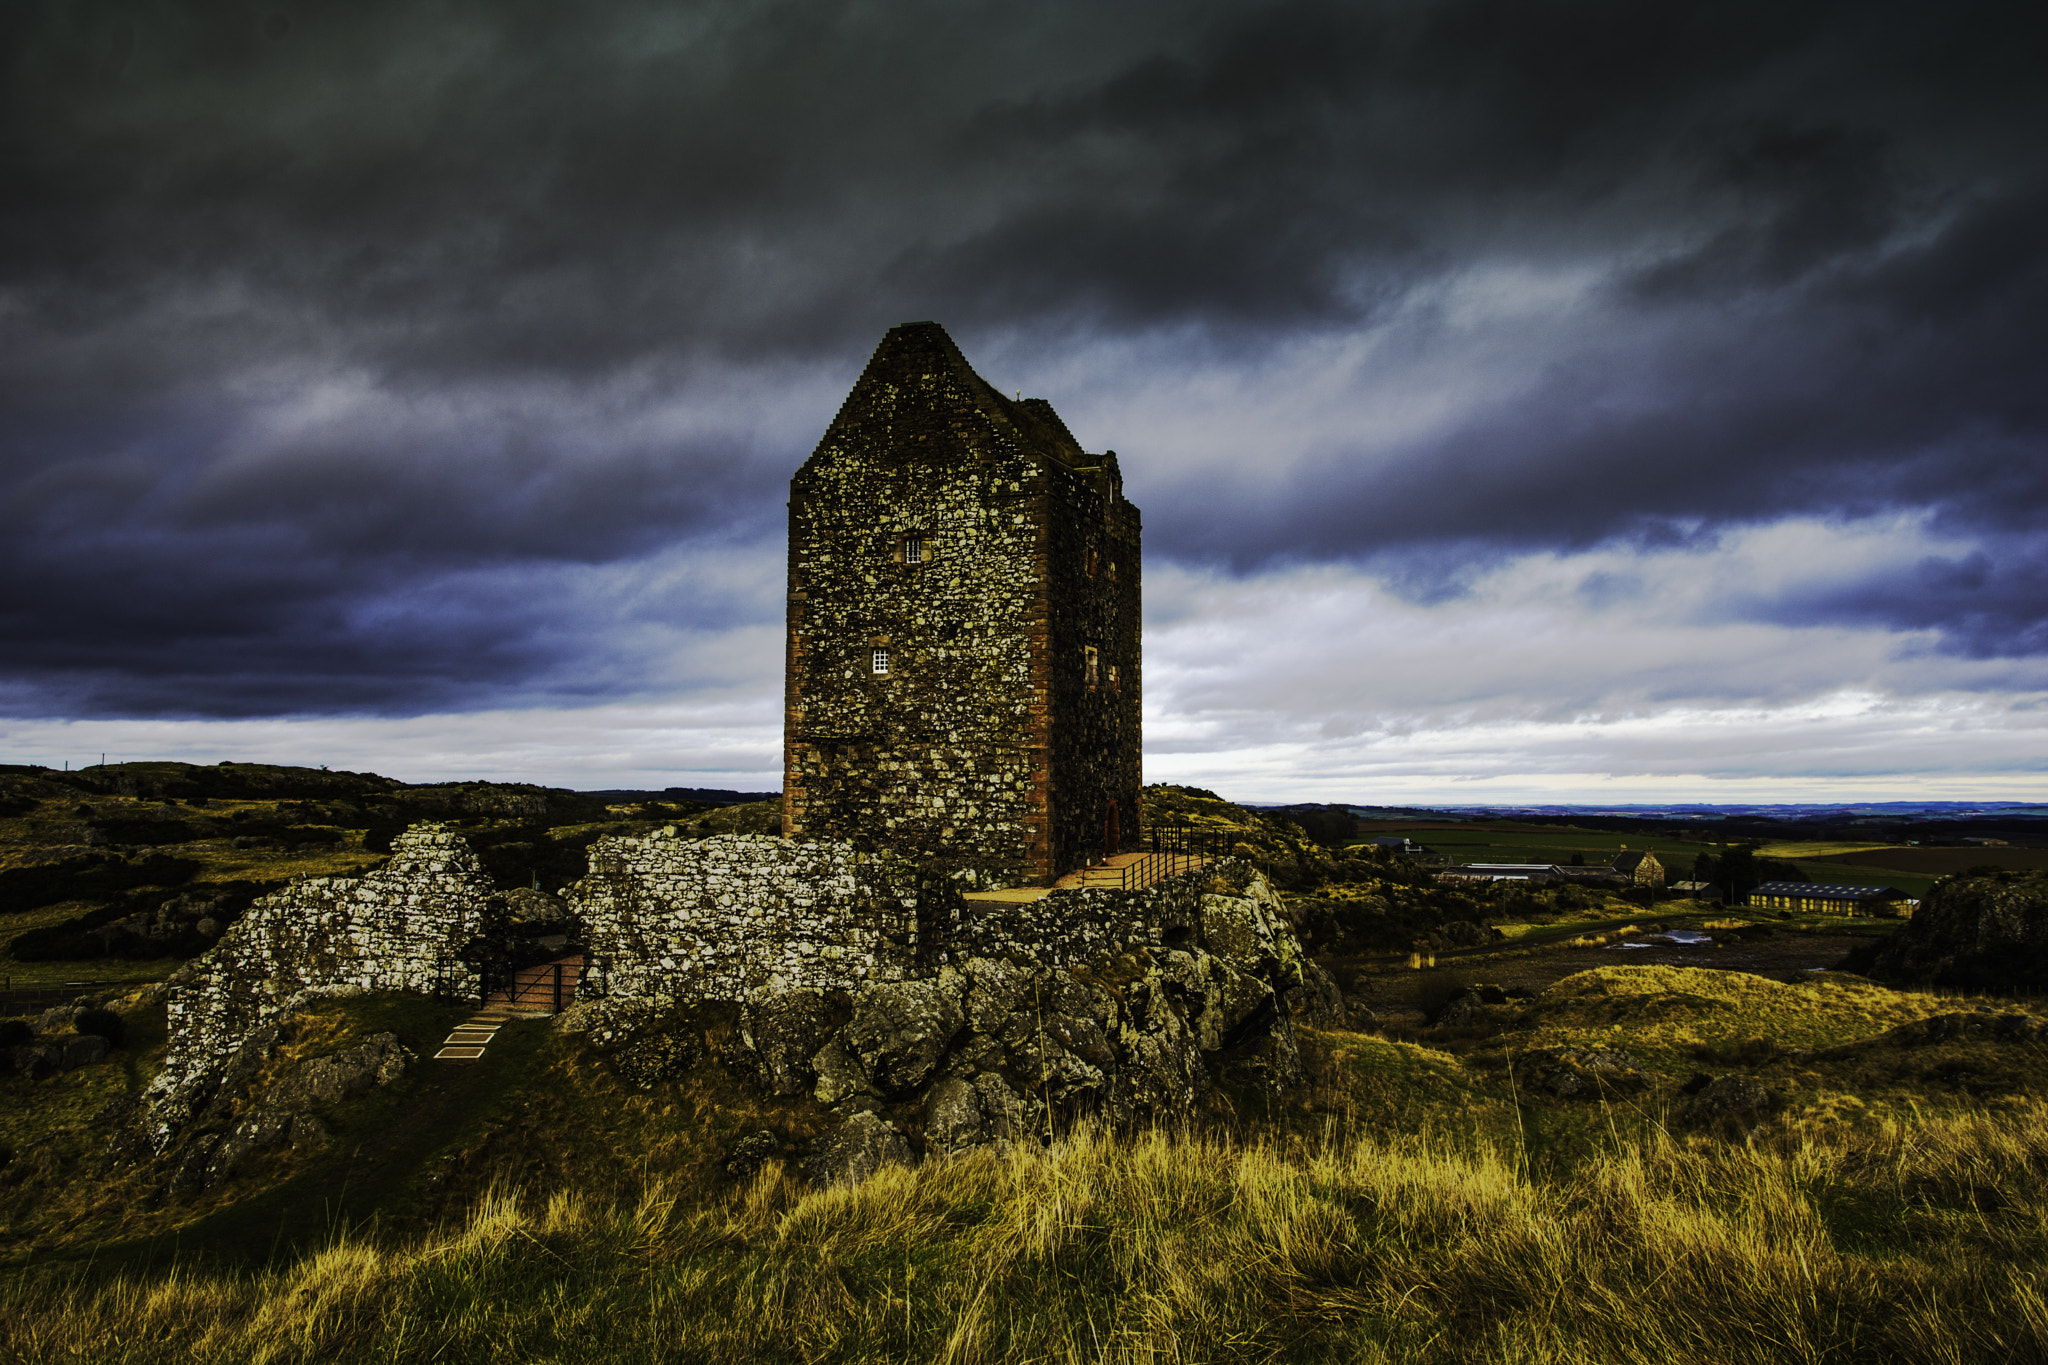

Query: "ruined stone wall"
left=947, top=860, right=1223, bottom=968
left=574, top=832, right=925, bottom=1002
left=785, top=322, right=1141, bottom=885
left=150, top=824, right=493, bottom=1128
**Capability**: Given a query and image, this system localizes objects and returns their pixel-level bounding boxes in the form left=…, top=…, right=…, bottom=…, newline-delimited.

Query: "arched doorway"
left=1104, top=797, right=1120, bottom=863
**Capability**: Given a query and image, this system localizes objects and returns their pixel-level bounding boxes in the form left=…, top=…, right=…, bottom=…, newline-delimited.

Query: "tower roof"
left=802, top=321, right=1089, bottom=473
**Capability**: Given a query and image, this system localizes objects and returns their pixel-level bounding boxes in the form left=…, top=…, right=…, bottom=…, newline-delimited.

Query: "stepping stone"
left=434, top=1045, right=487, bottom=1061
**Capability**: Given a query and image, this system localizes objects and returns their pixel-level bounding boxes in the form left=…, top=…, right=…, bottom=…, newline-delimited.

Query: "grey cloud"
left=3, top=0, right=2046, bottom=719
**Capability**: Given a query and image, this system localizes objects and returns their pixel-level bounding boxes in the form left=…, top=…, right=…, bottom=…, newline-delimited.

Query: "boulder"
left=36, top=1005, right=81, bottom=1033
left=806, top=1111, right=911, bottom=1187
left=60, top=1033, right=108, bottom=1070
left=740, top=988, right=838, bottom=1096
left=840, top=974, right=967, bottom=1095
left=810, top=1036, right=877, bottom=1106
left=160, top=1030, right=413, bottom=1195
left=1514, top=1047, right=1658, bottom=1100
left=921, top=1076, right=986, bottom=1154
left=1861, top=874, right=2048, bottom=991
left=723, top=1129, right=783, bottom=1180
left=1676, top=1075, right=1780, bottom=1137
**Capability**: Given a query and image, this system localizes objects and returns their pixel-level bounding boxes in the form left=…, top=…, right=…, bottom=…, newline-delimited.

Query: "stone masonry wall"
left=574, top=832, right=925, bottom=1002
left=946, top=859, right=1224, bottom=968
left=785, top=322, right=1141, bottom=885
left=1041, top=449, right=1142, bottom=875
left=148, top=824, right=494, bottom=1133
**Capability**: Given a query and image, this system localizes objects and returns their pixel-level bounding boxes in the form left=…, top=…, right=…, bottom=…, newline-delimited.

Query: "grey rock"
left=806, top=1111, right=911, bottom=1187
left=971, top=1072, right=1030, bottom=1142
left=922, top=1076, right=986, bottom=1154
left=500, top=887, right=570, bottom=928
left=1677, top=1075, right=1779, bottom=1136
left=724, top=1129, right=782, bottom=1180
left=1285, top=959, right=1348, bottom=1029
left=60, top=1034, right=108, bottom=1070
left=288, top=1112, right=331, bottom=1150
left=551, top=999, right=604, bottom=1033
left=740, top=989, right=836, bottom=1096
left=37, top=1005, right=81, bottom=1033
left=841, top=974, right=966, bottom=1095
left=1863, top=874, right=2048, bottom=991
left=1107, top=977, right=1206, bottom=1127
left=810, top=1036, right=876, bottom=1106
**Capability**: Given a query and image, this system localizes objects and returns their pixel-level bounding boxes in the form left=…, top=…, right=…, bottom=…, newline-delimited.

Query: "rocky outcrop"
left=1512, top=1047, right=1660, bottom=1099
left=1859, top=873, right=2048, bottom=992
left=571, top=867, right=1341, bottom=1178
left=109, top=1019, right=415, bottom=1196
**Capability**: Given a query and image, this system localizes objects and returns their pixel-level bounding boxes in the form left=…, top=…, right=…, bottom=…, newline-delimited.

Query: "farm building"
left=1748, top=881, right=1905, bottom=915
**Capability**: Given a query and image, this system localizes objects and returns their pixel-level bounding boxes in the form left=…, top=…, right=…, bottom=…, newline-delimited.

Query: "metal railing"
left=1073, top=825, right=1232, bottom=891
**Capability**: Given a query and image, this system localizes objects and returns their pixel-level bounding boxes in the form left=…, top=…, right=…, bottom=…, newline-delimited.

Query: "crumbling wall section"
left=146, top=824, right=494, bottom=1144
left=575, top=832, right=924, bottom=1002
left=947, top=859, right=1233, bottom=967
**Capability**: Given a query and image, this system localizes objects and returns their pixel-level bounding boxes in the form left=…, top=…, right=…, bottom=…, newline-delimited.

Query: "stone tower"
left=783, top=322, right=1141, bottom=886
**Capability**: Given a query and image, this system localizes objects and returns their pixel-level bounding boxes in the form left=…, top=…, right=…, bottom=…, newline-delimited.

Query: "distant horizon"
left=12, top=751, right=2048, bottom=819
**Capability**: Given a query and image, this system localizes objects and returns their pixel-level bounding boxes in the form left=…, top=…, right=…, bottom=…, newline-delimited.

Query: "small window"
left=903, top=536, right=924, bottom=564
left=1085, top=549, right=1098, bottom=578
left=1085, top=646, right=1099, bottom=689
left=1109, top=663, right=1120, bottom=693
left=872, top=648, right=891, bottom=675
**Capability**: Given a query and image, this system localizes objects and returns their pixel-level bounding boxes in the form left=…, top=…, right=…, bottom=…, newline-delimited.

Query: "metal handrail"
left=1074, top=824, right=1232, bottom=890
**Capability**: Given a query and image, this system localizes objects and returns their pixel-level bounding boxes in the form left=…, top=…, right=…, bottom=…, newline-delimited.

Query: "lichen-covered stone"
left=806, top=1110, right=912, bottom=1187
left=841, top=973, right=967, bottom=1095
left=1862, top=873, right=2048, bottom=991
left=783, top=322, right=1141, bottom=885
left=574, top=833, right=925, bottom=1002
left=144, top=824, right=492, bottom=1147
left=739, top=988, right=839, bottom=1096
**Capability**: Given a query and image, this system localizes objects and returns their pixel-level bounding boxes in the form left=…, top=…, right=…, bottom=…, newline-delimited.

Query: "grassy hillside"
left=6, top=963, right=2048, bottom=1362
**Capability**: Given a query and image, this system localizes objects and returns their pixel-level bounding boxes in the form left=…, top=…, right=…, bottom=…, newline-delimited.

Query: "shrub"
left=0, top=1019, right=31, bottom=1048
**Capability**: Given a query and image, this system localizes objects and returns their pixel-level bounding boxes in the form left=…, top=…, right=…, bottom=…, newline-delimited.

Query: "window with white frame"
left=872, top=648, right=891, bottom=675
left=903, top=535, right=924, bottom=564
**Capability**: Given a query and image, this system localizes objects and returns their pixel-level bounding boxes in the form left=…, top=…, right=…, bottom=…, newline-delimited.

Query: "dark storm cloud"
left=3, top=0, right=2045, bottom=718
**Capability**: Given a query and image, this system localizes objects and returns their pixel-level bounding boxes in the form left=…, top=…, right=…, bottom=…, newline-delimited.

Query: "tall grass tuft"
left=6, top=1108, right=2048, bottom=1363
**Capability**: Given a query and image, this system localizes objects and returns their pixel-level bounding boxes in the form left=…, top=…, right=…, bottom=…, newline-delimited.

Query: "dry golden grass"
left=6, top=1106, right=2048, bottom=1364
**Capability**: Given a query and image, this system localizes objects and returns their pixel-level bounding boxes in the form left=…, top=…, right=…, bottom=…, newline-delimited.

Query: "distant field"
left=1354, top=822, right=1970, bottom=899
left=1754, top=841, right=1899, bottom=859
left=1811, top=845, right=2048, bottom=875
left=1355, top=821, right=1712, bottom=875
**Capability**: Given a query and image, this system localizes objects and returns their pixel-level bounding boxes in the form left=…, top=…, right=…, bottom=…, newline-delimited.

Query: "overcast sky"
left=4, top=0, right=2045, bottom=801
